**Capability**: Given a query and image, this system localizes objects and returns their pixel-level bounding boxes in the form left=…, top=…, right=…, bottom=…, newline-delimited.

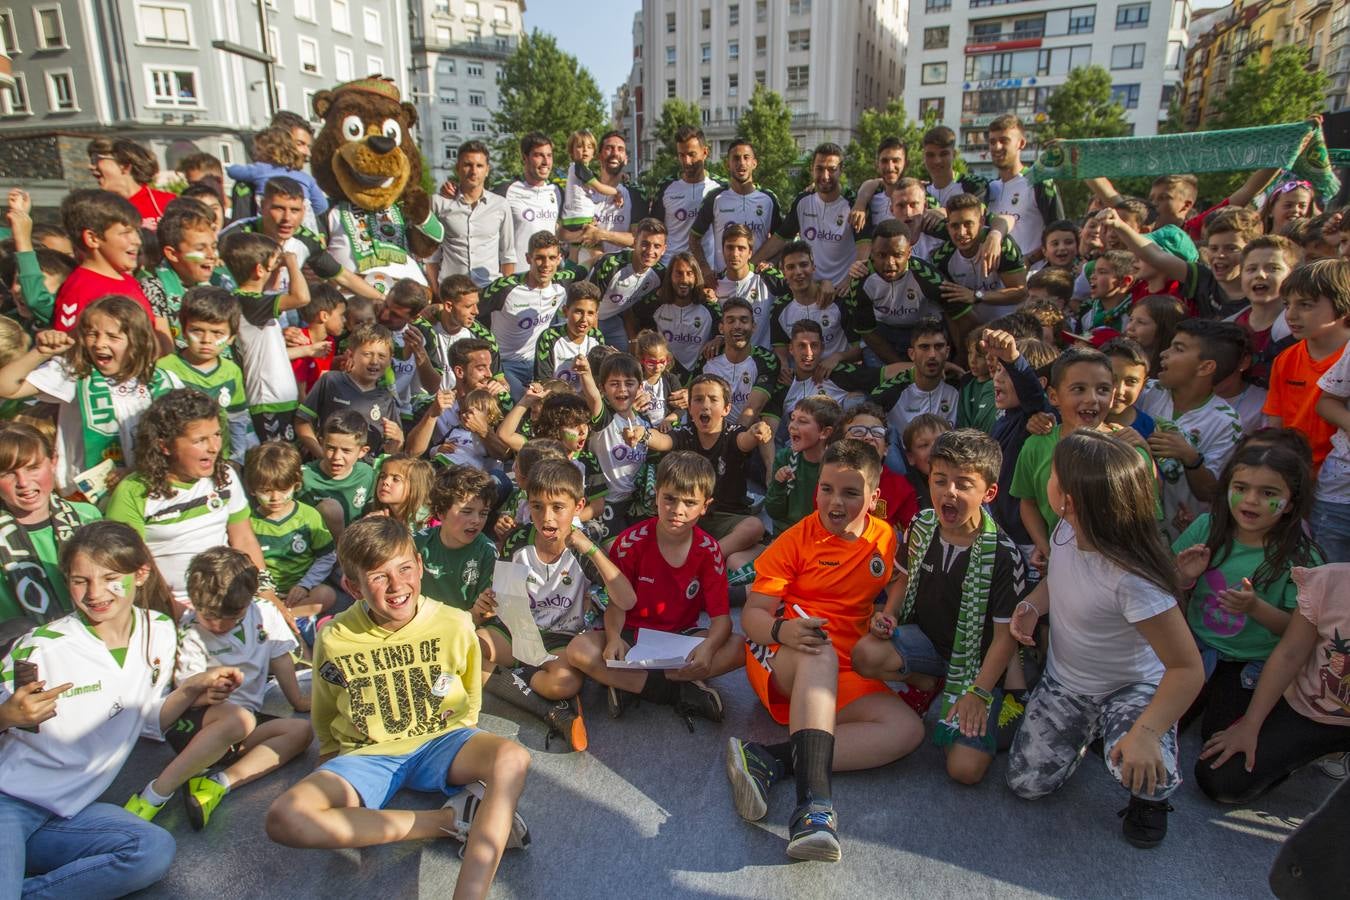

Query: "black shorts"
left=165, top=706, right=276, bottom=760
left=480, top=617, right=575, bottom=665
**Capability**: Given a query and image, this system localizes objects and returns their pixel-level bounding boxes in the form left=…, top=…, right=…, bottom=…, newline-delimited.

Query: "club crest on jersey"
left=292, top=534, right=308, bottom=554
left=940, top=401, right=951, bottom=414
left=370, top=407, right=382, bottom=422
left=150, top=656, right=162, bottom=685
left=742, top=373, right=751, bottom=384
left=463, top=558, right=481, bottom=588
left=353, top=487, right=369, bottom=507
left=561, top=570, right=573, bottom=585
left=869, top=554, right=885, bottom=578
left=686, top=579, right=701, bottom=600
left=207, top=492, right=224, bottom=511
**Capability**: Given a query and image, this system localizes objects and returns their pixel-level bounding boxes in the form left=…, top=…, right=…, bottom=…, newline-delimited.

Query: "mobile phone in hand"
left=14, top=659, right=40, bottom=732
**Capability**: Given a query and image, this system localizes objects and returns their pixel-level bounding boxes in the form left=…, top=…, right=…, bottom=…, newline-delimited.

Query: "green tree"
left=1199, top=46, right=1330, bottom=202
left=843, top=98, right=936, bottom=188
left=637, top=98, right=702, bottom=197
left=490, top=30, right=608, bottom=178
left=735, top=85, right=800, bottom=202
left=1037, top=65, right=1129, bottom=216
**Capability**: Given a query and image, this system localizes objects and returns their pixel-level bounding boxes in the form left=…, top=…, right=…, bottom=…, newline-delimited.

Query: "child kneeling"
left=567, top=452, right=745, bottom=729
left=851, top=429, right=1031, bottom=785
left=134, top=548, right=313, bottom=829
left=266, top=517, right=530, bottom=900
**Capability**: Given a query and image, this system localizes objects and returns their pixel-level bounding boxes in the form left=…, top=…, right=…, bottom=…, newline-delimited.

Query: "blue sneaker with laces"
left=787, top=801, right=841, bottom=862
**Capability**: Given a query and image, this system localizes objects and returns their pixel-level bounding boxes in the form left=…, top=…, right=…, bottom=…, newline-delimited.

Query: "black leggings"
left=1194, top=696, right=1350, bottom=804
left=1199, top=660, right=1257, bottom=741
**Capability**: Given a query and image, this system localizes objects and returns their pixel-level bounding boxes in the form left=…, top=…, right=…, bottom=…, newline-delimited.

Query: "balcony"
left=966, top=27, right=1044, bottom=45
left=416, top=36, right=515, bottom=58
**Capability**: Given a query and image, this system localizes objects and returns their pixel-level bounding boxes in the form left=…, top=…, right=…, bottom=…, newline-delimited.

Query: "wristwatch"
left=974, top=289, right=985, bottom=302
left=966, top=685, right=994, bottom=706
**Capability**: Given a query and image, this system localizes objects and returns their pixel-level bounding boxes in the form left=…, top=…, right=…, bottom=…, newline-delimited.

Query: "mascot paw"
left=403, top=187, right=431, bottom=225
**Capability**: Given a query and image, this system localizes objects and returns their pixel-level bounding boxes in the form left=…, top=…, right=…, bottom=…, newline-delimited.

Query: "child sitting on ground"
left=478, top=459, right=636, bottom=752
left=852, top=429, right=1031, bottom=784
left=567, top=452, right=744, bottom=729
left=300, top=409, right=377, bottom=541
left=159, top=548, right=312, bottom=830
left=416, top=465, right=499, bottom=612
left=265, top=516, right=532, bottom=899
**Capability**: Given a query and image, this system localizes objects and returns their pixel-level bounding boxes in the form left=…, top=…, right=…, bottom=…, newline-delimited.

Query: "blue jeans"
left=599, top=315, right=629, bottom=351
left=0, top=793, right=176, bottom=900
left=1311, top=498, right=1350, bottom=563
left=500, top=356, right=534, bottom=400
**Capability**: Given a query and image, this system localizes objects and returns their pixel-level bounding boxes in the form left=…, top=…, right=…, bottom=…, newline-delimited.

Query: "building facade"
left=902, top=0, right=1190, bottom=168
left=629, top=0, right=908, bottom=165
left=1180, top=0, right=1350, bottom=126
left=0, top=0, right=408, bottom=206
left=407, top=0, right=524, bottom=187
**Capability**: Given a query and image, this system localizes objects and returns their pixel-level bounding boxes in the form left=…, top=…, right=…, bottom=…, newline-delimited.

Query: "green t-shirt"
left=1011, top=426, right=1158, bottom=538
left=156, top=353, right=249, bottom=456
left=414, top=526, right=496, bottom=611
left=958, top=376, right=997, bottom=434
left=300, top=459, right=375, bottom=526
left=0, top=502, right=102, bottom=623
left=1172, top=513, right=1319, bottom=661
left=252, top=502, right=334, bottom=593
left=764, top=446, right=822, bottom=535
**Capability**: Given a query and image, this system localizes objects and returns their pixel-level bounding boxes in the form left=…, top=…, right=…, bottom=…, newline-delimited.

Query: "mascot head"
left=311, top=76, right=421, bottom=211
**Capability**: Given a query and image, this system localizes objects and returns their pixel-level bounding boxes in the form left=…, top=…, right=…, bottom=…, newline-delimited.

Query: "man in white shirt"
left=494, top=131, right=563, bottom=270
left=689, top=139, right=782, bottom=283
left=650, top=125, right=722, bottom=264
left=430, top=140, right=516, bottom=289
left=985, top=115, right=1063, bottom=260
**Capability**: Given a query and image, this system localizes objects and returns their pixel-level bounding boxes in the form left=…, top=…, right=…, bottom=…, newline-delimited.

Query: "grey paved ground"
left=107, top=664, right=1333, bottom=900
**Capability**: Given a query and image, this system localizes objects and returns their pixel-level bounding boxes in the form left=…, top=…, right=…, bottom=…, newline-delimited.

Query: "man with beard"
left=574, top=131, right=649, bottom=262
left=588, top=218, right=668, bottom=350
left=633, top=252, right=721, bottom=374
left=651, top=125, right=723, bottom=265
left=931, top=193, right=1027, bottom=328
left=845, top=219, right=948, bottom=366
left=688, top=298, right=782, bottom=474
left=496, top=132, right=563, bottom=270
left=689, top=140, right=782, bottom=285
left=755, top=143, right=871, bottom=289
left=870, top=318, right=959, bottom=469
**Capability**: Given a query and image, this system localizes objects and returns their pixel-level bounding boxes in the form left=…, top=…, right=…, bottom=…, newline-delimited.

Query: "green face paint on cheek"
left=107, top=575, right=132, bottom=598
left=1269, top=497, right=1288, bottom=514
left=1228, top=490, right=1244, bottom=511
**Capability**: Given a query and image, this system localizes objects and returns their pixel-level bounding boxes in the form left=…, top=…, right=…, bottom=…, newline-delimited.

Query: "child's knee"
left=565, top=633, right=599, bottom=668
left=490, top=741, right=531, bottom=787
left=310, top=585, right=337, bottom=613
left=850, top=634, right=890, bottom=675
left=946, top=748, right=993, bottom=786
left=209, top=702, right=256, bottom=742
left=264, top=792, right=309, bottom=844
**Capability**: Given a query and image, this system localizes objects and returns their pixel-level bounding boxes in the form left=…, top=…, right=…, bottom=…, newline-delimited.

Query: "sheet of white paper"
left=491, top=561, right=554, bottom=667
left=606, top=628, right=704, bottom=670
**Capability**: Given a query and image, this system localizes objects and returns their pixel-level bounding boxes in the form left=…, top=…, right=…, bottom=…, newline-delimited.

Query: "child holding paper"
left=476, top=459, right=636, bottom=752
left=566, top=452, right=746, bottom=731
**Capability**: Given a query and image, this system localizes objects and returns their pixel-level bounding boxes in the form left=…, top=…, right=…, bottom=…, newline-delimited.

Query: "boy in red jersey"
left=566, top=452, right=744, bottom=729
left=726, top=439, right=921, bottom=863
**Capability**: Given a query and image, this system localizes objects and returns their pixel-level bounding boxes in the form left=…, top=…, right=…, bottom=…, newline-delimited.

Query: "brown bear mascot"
left=310, top=76, right=442, bottom=294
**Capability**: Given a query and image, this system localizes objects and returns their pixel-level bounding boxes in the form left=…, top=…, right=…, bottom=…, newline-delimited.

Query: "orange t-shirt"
left=751, top=511, right=898, bottom=664
left=1262, top=340, right=1345, bottom=465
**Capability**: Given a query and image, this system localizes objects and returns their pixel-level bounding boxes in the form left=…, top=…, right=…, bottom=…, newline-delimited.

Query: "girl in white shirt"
left=0, top=521, right=239, bottom=898
left=1005, top=431, right=1204, bottom=849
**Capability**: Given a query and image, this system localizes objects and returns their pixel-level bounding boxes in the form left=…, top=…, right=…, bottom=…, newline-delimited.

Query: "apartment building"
left=407, top=0, right=524, bottom=186
left=902, top=0, right=1190, bottom=166
left=0, top=0, right=408, bottom=205
left=629, top=0, right=908, bottom=165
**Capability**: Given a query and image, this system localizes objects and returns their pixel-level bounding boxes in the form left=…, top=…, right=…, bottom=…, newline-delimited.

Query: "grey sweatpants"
left=1006, top=672, right=1181, bottom=801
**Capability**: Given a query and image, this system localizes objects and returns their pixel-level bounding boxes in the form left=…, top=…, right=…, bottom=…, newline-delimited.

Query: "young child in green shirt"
left=414, top=464, right=498, bottom=612
left=244, top=440, right=336, bottom=643
left=299, top=409, right=376, bottom=541
left=766, top=396, right=842, bottom=535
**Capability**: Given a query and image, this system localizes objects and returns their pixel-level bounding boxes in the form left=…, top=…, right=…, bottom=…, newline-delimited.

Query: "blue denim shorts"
left=319, top=726, right=482, bottom=809
left=889, top=624, right=949, bottom=678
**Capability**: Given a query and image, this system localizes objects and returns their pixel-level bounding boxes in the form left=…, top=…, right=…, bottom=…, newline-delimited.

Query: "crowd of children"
left=1, top=116, right=1349, bottom=896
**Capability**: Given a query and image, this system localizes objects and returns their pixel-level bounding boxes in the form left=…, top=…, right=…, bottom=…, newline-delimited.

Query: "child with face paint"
left=156, top=286, right=257, bottom=462
left=244, top=441, right=337, bottom=639
left=0, top=521, right=240, bottom=897
left=1173, top=439, right=1324, bottom=741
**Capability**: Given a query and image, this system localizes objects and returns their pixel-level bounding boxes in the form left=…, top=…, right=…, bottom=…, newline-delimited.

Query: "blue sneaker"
left=787, top=801, right=841, bottom=862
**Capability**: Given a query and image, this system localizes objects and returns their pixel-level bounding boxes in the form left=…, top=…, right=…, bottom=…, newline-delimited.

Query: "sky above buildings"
left=523, top=1, right=642, bottom=100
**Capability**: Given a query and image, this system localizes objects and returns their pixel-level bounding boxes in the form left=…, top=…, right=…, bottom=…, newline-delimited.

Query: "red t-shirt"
left=610, top=519, right=730, bottom=633
left=1183, top=199, right=1231, bottom=242
left=876, top=467, right=919, bottom=531
left=292, top=326, right=337, bottom=393
left=1263, top=339, right=1345, bottom=465
left=53, top=267, right=155, bottom=332
left=129, top=185, right=178, bottom=230
left=1130, top=277, right=1185, bottom=307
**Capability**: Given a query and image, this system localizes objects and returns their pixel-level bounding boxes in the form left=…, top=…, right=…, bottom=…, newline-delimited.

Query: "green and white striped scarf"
left=899, top=507, right=998, bottom=748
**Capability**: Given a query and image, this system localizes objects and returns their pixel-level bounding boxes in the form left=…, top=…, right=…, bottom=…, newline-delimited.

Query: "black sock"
left=763, top=740, right=795, bottom=776
left=484, top=670, right=557, bottom=720
left=790, top=729, right=835, bottom=807
left=638, top=670, right=679, bottom=705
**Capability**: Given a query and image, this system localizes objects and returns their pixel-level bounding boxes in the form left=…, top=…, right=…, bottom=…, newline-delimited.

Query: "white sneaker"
left=1313, top=753, right=1348, bottom=780
left=441, top=781, right=531, bottom=857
